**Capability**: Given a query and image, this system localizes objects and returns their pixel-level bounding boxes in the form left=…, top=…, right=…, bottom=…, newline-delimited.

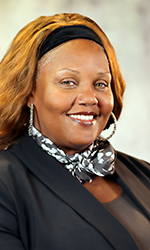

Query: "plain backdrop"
left=0, top=0, right=150, bottom=162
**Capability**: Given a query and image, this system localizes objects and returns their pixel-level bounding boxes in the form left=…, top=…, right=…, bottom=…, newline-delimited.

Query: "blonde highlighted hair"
left=0, top=13, right=125, bottom=150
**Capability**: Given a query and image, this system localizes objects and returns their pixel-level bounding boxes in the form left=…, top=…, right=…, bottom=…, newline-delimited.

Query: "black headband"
left=37, top=25, right=108, bottom=60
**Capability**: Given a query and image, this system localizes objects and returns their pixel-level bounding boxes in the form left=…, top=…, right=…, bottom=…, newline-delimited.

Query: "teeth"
left=69, top=114, right=94, bottom=120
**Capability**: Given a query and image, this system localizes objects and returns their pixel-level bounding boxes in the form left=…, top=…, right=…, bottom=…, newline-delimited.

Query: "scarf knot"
left=32, top=127, right=116, bottom=183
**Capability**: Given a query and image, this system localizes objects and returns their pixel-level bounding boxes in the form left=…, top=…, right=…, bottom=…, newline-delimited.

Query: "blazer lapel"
left=10, top=135, right=139, bottom=250
left=115, top=155, right=150, bottom=220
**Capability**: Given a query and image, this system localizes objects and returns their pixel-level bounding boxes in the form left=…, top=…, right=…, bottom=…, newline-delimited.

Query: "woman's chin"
left=63, top=138, right=97, bottom=155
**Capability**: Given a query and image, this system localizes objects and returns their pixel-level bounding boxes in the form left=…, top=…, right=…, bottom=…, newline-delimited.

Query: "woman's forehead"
left=36, top=39, right=110, bottom=82
left=38, top=39, right=107, bottom=70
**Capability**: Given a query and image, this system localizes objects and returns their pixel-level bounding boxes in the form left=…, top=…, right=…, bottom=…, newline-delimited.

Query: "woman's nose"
left=77, top=87, right=98, bottom=106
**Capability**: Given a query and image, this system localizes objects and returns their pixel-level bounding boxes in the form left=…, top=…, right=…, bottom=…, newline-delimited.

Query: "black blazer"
left=0, top=135, right=149, bottom=250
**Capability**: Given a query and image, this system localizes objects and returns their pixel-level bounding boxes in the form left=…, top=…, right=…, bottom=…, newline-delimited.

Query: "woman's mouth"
left=68, top=113, right=98, bottom=126
left=69, top=114, right=94, bottom=120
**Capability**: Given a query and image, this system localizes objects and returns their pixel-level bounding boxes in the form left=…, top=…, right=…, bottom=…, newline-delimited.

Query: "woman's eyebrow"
left=58, top=68, right=111, bottom=77
left=97, top=71, right=111, bottom=76
left=58, top=68, right=80, bottom=74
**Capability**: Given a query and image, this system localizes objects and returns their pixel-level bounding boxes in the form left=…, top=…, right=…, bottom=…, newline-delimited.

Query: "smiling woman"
left=28, top=39, right=113, bottom=155
left=0, top=13, right=149, bottom=250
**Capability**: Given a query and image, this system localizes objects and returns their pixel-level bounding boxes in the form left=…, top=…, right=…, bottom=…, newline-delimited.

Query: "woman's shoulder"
left=0, top=142, right=32, bottom=208
left=0, top=145, right=27, bottom=181
left=116, top=150, right=150, bottom=178
left=0, top=145, right=24, bottom=163
left=0, top=134, right=33, bottom=170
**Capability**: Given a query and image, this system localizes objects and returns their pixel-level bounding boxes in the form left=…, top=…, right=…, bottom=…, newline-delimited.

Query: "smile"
left=69, top=114, right=94, bottom=121
left=68, top=113, right=98, bottom=126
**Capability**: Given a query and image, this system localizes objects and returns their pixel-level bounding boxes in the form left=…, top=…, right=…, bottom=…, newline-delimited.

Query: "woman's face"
left=28, top=39, right=114, bottom=155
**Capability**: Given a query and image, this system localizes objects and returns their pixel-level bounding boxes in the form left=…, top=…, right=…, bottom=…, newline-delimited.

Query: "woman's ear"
left=27, top=88, right=36, bottom=108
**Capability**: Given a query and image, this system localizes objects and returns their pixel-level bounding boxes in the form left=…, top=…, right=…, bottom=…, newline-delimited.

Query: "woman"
left=0, top=13, right=149, bottom=250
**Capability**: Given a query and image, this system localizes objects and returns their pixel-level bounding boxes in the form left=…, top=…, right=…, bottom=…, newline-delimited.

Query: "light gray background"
left=0, top=0, right=150, bottom=162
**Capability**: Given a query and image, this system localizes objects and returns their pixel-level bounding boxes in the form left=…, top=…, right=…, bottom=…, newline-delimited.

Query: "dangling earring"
left=105, top=112, right=117, bottom=140
left=100, top=112, right=117, bottom=140
left=28, top=103, right=34, bottom=136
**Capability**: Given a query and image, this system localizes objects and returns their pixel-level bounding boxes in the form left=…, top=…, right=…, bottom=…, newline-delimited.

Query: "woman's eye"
left=94, top=82, right=108, bottom=90
left=60, top=80, right=76, bottom=87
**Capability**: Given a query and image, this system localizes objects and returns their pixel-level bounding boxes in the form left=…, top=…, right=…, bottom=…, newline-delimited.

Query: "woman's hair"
left=0, top=13, right=125, bottom=150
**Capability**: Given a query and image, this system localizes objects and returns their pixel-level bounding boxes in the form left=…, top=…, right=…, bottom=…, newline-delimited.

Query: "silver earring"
left=105, top=112, right=117, bottom=140
left=28, top=103, right=34, bottom=136
left=99, top=112, right=117, bottom=140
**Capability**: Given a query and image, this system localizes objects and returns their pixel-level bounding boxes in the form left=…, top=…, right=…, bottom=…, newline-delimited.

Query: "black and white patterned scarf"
left=32, top=126, right=116, bottom=183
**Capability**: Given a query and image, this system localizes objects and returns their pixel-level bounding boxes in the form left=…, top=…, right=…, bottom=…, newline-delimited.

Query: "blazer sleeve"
left=0, top=179, right=25, bottom=250
left=0, top=150, right=26, bottom=250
